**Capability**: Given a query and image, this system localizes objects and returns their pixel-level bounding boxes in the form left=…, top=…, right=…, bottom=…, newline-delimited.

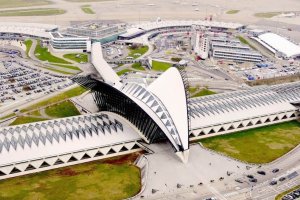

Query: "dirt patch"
left=103, top=152, right=143, bottom=165
left=267, top=142, right=294, bottom=150
left=57, top=168, right=78, bottom=177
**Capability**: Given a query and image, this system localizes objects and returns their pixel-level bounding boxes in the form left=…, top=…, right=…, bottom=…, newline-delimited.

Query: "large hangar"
left=256, top=32, right=300, bottom=59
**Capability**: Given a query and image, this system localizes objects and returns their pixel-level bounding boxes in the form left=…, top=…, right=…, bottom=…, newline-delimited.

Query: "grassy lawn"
left=200, top=121, right=300, bottom=164
left=192, top=89, right=216, bottom=98
left=0, top=0, right=51, bottom=9
left=189, top=87, right=198, bottom=94
left=128, top=45, right=149, bottom=59
left=21, top=86, right=87, bottom=113
left=24, top=40, right=33, bottom=57
left=45, top=101, right=81, bottom=118
left=63, top=53, right=88, bottom=63
left=81, top=5, right=95, bottom=14
left=0, top=8, right=65, bottom=17
left=237, top=36, right=257, bottom=50
left=254, top=12, right=282, bottom=18
left=117, top=69, right=132, bottom=76
left=10, top=116, right=48, bottom=126
left=226, top=10, right=239, bottom=14
left=52, top=64, right=81, bottom=71
left=44, top=67, right=75, bottom=75
left=132, top=62, right=145, bottom=71
left=34, top=41, right=71, bottom=64
left=0, top=113, right=16, bottom=120
left=275, top=185, right=300, bottom=200
left=0, top=153, right=141, bottom=200
left=151, top=60, right=172, bottom=71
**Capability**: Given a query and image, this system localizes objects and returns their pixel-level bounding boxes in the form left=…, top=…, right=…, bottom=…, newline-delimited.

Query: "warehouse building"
left=255, top=32, right=300, bottom=59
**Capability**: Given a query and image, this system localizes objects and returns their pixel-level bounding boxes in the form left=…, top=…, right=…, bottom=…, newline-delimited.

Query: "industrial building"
left=66, top=21, right=126, bottom=44
left=210, top=39, right=263, bottom=62
left=49, top=32, right=91, bottom=52
left=254, top=32, right=300, bottom=59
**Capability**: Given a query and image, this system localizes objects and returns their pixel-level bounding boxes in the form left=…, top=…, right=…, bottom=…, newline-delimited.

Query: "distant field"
left=52, top=64, right=81, bottom=71
left=117, top=69, right=132, bottom=76
left=200, top=121, right=300, bottom=164
left=45, top=100, right=81, bottom=118
left=63, top=53, right=88, bottom=63
left=0, top=8, right=66, bottom=17
left=24, top=40, right=33, bottom=57
left=226, top=10, right=239, bottom=14
left=21, top=86, right=87, bottom=113
left=151, top=60, right=172, bottom=71
left=65, top=0, right=113, bottom=2
left=10, top=116, right=48, bottom=126
left=0, top=153, right=141, bottom=200
left=81, top=5, right=95, bottom=14
left=0, top=0, right=52, bottom=9
left=192, top=88, right=216, bottom=98
left=254, top=12, right=282, bottom=18
left=132, top=62, right=145, bottom=71
left=128, top=45, right=149, bottom=59
left=34, top=41, right=71, bottom=64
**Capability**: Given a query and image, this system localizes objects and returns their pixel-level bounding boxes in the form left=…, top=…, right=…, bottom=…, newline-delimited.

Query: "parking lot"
left=0, top=59, right=72, bottom=105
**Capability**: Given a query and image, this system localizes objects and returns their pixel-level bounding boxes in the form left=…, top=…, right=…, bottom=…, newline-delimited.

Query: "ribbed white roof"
left=258, top=33, right=300, bottom=58
left=190, top=82, right=300, bottom=129
left=0, top=112, right=141, bottom=166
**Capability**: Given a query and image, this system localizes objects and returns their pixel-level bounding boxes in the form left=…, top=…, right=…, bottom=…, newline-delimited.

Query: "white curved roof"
left=148, top=68, right=189, bottom=150
left=0, top=22, right=58, bottom=38
left=258, top=33, right=300, bottom=58
left=91, top=43, right=122, bottom=88
left=134, top=20, right=244, bottom=31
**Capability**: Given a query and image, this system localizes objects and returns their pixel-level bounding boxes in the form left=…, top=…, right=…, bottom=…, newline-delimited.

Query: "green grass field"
left=192, top=89, right=216, bottom=98
left=254, top=12, right=282, bottom=18
left=0, top=0, right=51, bottom=9
left=132, top=62, right=145, bottom=71
left=34, top=41, right=71, bottom=64
left=226, top=10, right=240, bottom=14
left=237, top=36, right=257, bottom=50
left=52, top=64, right=81, bottom=71
left=44, top=67, right=75, bottom=75
left=81, top=5, right=95, bottom=14
left=0, top=8, right=66, bottom=17
left=45, top=101, right=81, bottom=118
left=0, top=113, right=16, bottom=120
left=200, top=121, right=300, bottom=164
left=24, top=40, right=33, bottom=57
left=10, top=116, right=48, bottom=126
left=128, top=45, right=149, bottom=59
left=21, top=86, right=87, bottom=113
left=151, top=60, right=172, bottom=71
left=63, top=53, right=88, bottom=63
left=275, top=185, right=300, bottom=200
left=0, top=154, right=141, bottom=200
left=117, top=69, right=132, bottom=76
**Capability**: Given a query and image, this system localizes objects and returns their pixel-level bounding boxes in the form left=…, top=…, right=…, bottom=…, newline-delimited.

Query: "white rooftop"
left=258, top=33, right=300, bottom=58
left=0, top=112, right=141, bottom=166
left=0, top=22, right=58, bottom=38
left=133, top=20, right=244, bottom=32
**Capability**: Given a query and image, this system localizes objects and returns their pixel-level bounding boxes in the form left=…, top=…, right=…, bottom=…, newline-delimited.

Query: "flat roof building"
left=256, top=32, right=300, bottom=59
left=49, top=32, right=91, bottom=52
